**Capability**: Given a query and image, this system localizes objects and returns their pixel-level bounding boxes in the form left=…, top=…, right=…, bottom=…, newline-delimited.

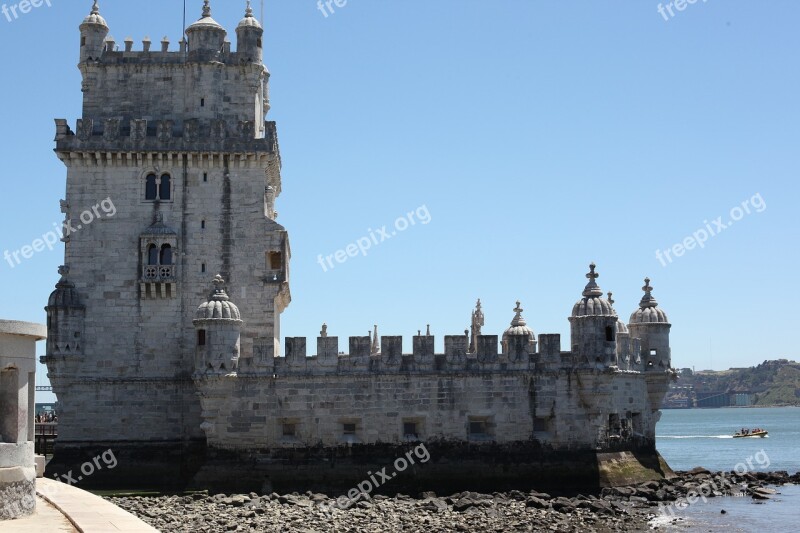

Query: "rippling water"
left=651, top=407, right=799, bottom=532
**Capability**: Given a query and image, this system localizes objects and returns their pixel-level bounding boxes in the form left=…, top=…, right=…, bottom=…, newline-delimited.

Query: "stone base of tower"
left=44, top=440, right=207, bottom=491
left=188, top=442, right=675, bottom=495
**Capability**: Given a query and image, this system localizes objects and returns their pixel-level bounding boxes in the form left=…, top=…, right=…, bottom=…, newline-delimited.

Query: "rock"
left=525, top=497, right=549, bottom=509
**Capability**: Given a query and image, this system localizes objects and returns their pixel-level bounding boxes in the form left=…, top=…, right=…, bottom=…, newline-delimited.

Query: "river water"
left=651, top=406, right=799, bottom=531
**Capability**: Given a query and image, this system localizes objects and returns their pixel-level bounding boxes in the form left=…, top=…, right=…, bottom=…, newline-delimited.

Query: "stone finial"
left=470, top=299, right=485, bottom=354
left=202, top=0, right=211, bottom=18
left=211, top=274, right=230, bottom=301
left=640, top=278, right=659, bottom=308
left=161, top=36, right=170, bottom=52
left=91, top=0, right=100, bottom=15
left=320, top=323, right=328, bottom=338
left=124, top=37, right=133, bottom=52
left=426, top=324, right=431, bottom=336
left=245, top=0, right=254, bottom=17
left=582, top=262, right=604, bottom=298
left=510, top=301, right=527, bottom=327
left=371, top=325, right=380, bottom=355
left=607, top=292, right=614, bottom=306
left=58, top=265, right=70, bottom=278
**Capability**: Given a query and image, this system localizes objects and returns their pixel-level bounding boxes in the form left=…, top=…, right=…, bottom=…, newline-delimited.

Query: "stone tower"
left=44, top=1, right=289, bottom=480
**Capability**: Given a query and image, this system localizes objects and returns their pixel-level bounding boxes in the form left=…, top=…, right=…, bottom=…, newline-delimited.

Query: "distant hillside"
left=665, top=359, right=800, bottom=408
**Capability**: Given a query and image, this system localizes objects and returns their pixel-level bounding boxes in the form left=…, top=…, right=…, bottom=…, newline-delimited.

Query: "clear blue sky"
left=1, top=1, right=797, bottom=403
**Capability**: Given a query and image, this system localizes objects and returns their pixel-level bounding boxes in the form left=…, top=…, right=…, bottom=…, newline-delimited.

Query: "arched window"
left=145, top=174, right=157, bottom=200
left=160, top=244, right=173, bottom=265
left=159, top=174, right=171, bottom=200
left=147, top=244, right=159, bottom=265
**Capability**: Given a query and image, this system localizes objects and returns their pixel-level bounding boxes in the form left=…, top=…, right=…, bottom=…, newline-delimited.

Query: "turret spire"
left=639, top=278, right=658, bottom=308
left=582, top=263, right=604, bottom=298
left=510, top=301, right=528, bottom=327
left=245, top=0, right=254, bottom=18
left=202, top=0, right=212, bottom=18
left=211, top=274, right=230, bottom=301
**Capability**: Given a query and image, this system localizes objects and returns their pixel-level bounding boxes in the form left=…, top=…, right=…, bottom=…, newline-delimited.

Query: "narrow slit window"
left=197, top=330, right=206, bottom=346
left=159, top=174, right=171, bottom=200
left=147, top=244, right=159, bottom=265
left=160, top=244, right=173, bottom=265
left=145, top=174, right=157, bottom=200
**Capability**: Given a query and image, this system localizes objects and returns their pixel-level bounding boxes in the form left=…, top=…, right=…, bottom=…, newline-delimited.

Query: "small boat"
left=733, top=428, right=768, bottom=438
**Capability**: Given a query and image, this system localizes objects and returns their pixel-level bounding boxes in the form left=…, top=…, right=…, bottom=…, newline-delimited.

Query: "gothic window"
left=147, top=244, right=158, bottom=265
left=145, top=174, right=157, bottom=200
left=144, top=173, right=172, bottom=201
left=159, top=174, right=171, bottom=200
left=160, top=244, right=173, bottom=265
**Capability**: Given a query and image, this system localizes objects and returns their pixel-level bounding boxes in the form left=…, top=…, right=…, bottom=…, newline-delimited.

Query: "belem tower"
left=44, top=1, right=676, bottom=493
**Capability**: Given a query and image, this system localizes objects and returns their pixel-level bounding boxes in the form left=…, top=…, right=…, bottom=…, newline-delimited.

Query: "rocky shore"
left=106, top=471, right=799, bottom=533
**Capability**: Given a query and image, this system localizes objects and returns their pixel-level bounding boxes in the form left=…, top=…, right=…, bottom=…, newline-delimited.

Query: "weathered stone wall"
left=0, top=320, right=46, bottom=520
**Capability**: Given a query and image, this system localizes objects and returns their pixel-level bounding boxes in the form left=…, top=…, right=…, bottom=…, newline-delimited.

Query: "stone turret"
left=193, top=275, right=243, bottom=374
left=186, top=1, right=227, bottom=62
left=236, top=0, right=263, bottom=63
left=79, top=1, right=109, bottom=63
left=629, top=278, right=673, bottom=437
left=502, top=301, right=536, bottom=360
left=44, top=266, right=85, bottom=357
left=628, top=278, right=671, bottom=371
left=568, top=263, right=619, bottom=366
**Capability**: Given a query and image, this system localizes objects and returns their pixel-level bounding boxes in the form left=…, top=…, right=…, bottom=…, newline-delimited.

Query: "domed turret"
left=502, top=301, right=537, bottom=359
left=236, top=0, right=264, bottom=63
left=568, top=263, right=619, bottom=366
left=193, top=275, right=243, bottom=374
left=45, top=266, right=86, bottom=356
left=628, top=278, right=671, bottom=371
left=186, top=0, right=227, bottom=62
left=79, top=1, right=109, bottom=63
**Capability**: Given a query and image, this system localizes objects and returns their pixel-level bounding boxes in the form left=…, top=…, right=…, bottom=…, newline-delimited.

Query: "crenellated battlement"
left=87, top=37, right=260, bottom=66
left=54, top=118, right=279, bottom=154
left=229, top=331, right=654, bottom=377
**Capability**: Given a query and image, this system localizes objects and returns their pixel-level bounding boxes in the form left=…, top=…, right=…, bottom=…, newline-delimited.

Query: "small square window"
left=650, top=349, right=658, bottom=356
left=403, top=422, right=418, bottom=438
left=282, top=423, right=296, bottom=437
left=533, top=417, right=548, bottom=432
left=343, top=423, right=356, bottom=435
left=469, top=420, right=487, bottom=436
left=268, top=251, right=282, bottom=271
